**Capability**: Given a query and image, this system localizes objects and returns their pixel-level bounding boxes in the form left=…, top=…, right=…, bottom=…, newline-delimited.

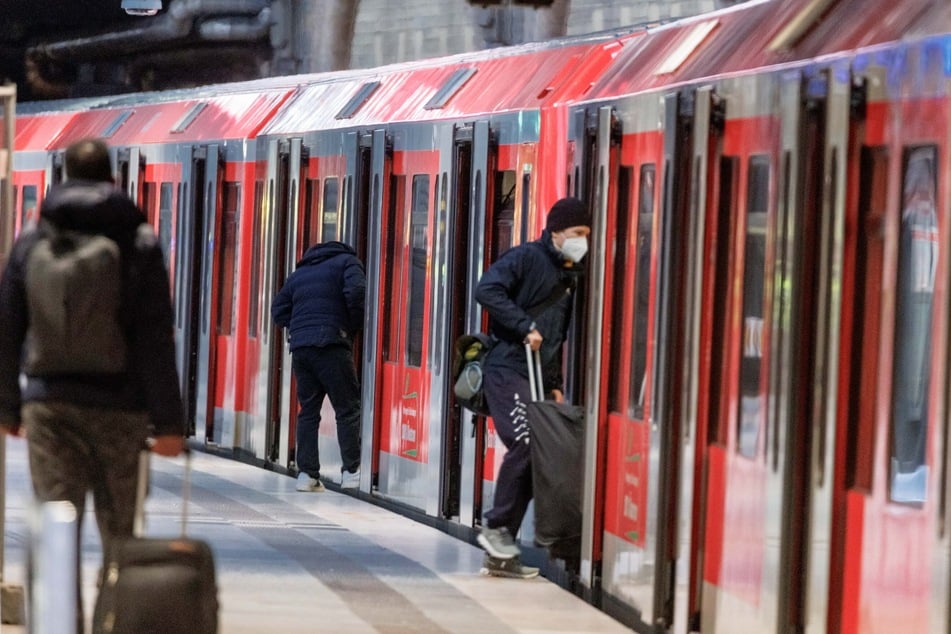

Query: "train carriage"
left=6, top=0, right=951, bottom=631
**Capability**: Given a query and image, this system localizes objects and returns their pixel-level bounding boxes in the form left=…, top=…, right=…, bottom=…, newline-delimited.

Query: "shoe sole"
left=296, top=484, right=325, bottom=492
left=476, top=534, right=518, bottom=560
left=479, top=566, right=539, bottom=579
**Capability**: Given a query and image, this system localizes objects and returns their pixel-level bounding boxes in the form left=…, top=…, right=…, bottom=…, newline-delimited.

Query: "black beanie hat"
left=546, top=197, right=590, bottom=232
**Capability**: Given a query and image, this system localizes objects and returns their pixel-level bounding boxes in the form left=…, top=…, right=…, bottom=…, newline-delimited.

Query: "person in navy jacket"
left=474, top=197, right=591, bottom=578
left=271, top=241, right=366, bottom=492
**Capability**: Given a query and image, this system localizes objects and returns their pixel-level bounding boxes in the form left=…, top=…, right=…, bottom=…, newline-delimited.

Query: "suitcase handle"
left=525, top=343, right=544, bottom=402
left=134, top=447, right=193, bottom=538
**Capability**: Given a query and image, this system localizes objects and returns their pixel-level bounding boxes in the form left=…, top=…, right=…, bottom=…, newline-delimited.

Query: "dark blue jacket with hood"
left=271, top=241, right=366, bottom=351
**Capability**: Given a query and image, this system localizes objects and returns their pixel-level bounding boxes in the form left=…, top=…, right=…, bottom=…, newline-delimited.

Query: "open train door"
left=173, top=144, right=221, bottom=441
left=452, top=120, right=491, bottom=526
left=116, top=145, right=144, bottom=207
left=360, top=129, right=391, bottom=492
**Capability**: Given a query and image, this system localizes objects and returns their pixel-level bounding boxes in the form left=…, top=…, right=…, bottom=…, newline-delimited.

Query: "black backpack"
left=23, top=222, right=129, bottom=376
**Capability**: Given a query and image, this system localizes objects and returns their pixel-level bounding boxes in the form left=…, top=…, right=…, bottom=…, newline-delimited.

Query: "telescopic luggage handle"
left=525, top=343, right=544, bottom=402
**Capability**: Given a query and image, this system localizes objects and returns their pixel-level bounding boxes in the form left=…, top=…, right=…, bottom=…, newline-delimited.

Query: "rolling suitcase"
left=92, top=449, right=218, bottom=634
left=525, top=344, right=585, bottom=562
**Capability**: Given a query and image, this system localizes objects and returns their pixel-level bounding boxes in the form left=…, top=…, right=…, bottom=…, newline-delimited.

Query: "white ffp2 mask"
left=561, top=236, right=588, bottom=262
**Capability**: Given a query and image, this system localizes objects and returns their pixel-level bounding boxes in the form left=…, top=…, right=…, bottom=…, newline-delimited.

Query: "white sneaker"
left=296, top=472, right=325, bottom=492
left=340, top=469, right=360, bottom=489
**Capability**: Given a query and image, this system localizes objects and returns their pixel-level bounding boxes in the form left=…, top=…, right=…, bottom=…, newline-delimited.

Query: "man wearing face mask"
left=473, top=196, right=591, bottom=578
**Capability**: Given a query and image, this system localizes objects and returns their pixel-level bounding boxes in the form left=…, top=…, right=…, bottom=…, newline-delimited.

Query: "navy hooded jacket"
left=271, top=241, right=366, bottom=351
left=475, top=229, right=578, bottom=394
left=0, top=179, right=185, bottom=437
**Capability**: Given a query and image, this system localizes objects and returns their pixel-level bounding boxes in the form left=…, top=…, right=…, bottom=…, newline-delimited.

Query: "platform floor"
left=0, top=435, right=629, bottom=633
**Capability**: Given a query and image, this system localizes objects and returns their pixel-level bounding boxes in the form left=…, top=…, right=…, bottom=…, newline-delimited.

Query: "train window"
left=493, top=170, right=516, bottom=257
left=158, top=183, right=173, bottom=266
left=889, top=145, right=938, bottom=504
left=322, top=178, right=339, bottom=241
left=629, top=164, right=654, bottom=419
left=101, top=111, right=132, bottom=138
left=382, top=175, right=404, bottom=362
left=520, top=173, right=531, bottom=243
left=847, top=146, right=888, bottom=492
left=406, top=174, right=430, bottom=367
left=608, top=166, right=633, bottom=414
left=431, top=174, right=449, bottom=373
left=171, top=103, right=207, bottom=134
left=424, top=68, right=477, bottom=110
left=20, top=185, right=37, bottom=230
left=143, top=182, right=156, bottom=224
left=303, top=178, right=320, bottom=251
left=736, top=156, right=770, bottom=459
left=248, top=180, right=265, bottom=338
left=217, top=182, right=240, bottom=336
left=336, top=81, right=381, bottom=119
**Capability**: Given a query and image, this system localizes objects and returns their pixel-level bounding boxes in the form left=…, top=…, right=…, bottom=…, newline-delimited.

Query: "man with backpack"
left=0, top=138, right=184, bottom=628
left=474, top=197, right=590, bottom=578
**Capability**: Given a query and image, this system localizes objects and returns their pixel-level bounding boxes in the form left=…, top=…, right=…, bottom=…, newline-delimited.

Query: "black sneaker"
left=480, top=554, right=539, bottom=579
left=477, top=526, right=520, bottom=559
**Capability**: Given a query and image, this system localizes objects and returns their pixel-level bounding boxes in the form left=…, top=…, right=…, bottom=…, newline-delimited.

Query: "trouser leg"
left=293, top=347, right=326, bottom=478
left=482, top=369, right=533, bottom=537
left=316, top=345, right=362, bottom=473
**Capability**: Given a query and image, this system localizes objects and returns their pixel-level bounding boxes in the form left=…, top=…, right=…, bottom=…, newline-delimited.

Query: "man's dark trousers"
left=482, top=366, right=533, bottom=537
left=292, top=344, right=361, bottom=477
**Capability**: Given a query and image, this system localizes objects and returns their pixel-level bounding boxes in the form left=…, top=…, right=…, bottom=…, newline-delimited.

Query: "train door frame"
left=116, top=145, right=144, bottom=206
left=360, top=128, right=392, bottom=492
left=173, top=144, right=220, bottom=439
left=275, top=138, right=306, bottom=470
left=441, top=120, right=493, bottom=526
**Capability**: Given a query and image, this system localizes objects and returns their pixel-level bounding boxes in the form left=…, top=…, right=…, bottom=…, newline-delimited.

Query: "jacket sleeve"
left=0, top=236, right=34, bottom=430
left=128, top=228, right=185, bottom=437
left=343, top=256, right=367, bottom=333
left=475, top=248, right=535, bottom=340
left=271, top=277, right=293, bottom=328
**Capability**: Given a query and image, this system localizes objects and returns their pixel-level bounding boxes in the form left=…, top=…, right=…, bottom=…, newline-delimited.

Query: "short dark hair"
left=64, top=138, right=113, bottom=182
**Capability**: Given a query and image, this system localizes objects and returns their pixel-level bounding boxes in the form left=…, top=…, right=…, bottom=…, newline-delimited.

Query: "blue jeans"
left=292, top=344, right=362, bottom=477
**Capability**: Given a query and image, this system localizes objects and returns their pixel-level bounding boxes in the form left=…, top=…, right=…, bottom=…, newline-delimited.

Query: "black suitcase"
left=525, top=345, right=585, bottom=561
left=93, top=450, right=219, bottom=634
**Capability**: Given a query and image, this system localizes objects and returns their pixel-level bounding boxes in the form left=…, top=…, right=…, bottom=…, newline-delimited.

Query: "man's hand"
left=551, top=389, right=564, bottom=403
left=150, top=435, right=184, bottom=457
left=524, top=328, right=543, bottom=351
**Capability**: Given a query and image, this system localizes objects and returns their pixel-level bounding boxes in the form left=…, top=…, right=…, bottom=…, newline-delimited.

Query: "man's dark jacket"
left=271, top=241, right=366, bottom=351
left=475, top=229, right=577, bottom=393
left=0, top=179, right=185, bottom=436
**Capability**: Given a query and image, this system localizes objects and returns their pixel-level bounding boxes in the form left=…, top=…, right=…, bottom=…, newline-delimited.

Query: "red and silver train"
left=6, top=0, right=951, bottom=631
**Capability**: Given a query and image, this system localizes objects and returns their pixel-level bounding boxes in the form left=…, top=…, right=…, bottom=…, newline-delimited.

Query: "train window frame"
left=888, top=144, right=939, bottom=505
left=735, top=155, right=770, bottom=460
left=406, top=174, right=430, bottom=368
left=628, top=163, right=655, bottom=420
left=216, top=182, right=240, bottom=336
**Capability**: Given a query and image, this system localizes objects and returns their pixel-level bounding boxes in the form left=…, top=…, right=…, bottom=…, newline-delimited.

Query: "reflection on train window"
left=889, top=145, right=938, bottom=504
left=382, top=175, right=403, bottom=362
left=629, top=164, right=654, bottom=419
left=406, top=174, right=430, bottom=368
left=322, top=177, right=339, bottom=241
left=737, top=156, right=769, bottom=459
left=248, top=181, right=265, bottom=337
left=217, top=182, right=239, bottom=336
left=159, top=182, right=173, bottom=266
left=608, top=166, right=633, bottom=414
left=303, top=178, right=320, bottom=251
left=20, top=185, right=37, bottom=230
